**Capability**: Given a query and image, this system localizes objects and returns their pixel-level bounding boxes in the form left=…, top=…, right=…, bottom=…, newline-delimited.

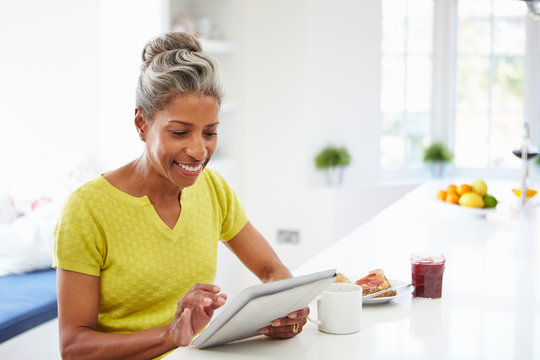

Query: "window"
left=455, top=0, right=527, bottom=168
left=380, top=0, right=434, bottom=168
left=380, top=0, right=532, bottom=174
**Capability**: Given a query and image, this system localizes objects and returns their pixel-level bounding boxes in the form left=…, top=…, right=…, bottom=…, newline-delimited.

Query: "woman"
left=53, top=32, right=308, bottom=360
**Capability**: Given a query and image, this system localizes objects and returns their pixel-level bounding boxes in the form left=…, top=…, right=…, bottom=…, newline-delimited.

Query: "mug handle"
left=307, top=314, right=321, bottom=326
left=307, top=300, right=321, bottom=325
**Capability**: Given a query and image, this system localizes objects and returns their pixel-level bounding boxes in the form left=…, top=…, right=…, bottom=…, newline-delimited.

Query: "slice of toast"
left=355, top=269, right=396, bottom=298
left=333, top=272, right=352, bottom=284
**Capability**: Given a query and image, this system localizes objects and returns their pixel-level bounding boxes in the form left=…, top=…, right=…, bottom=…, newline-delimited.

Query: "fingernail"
left=289, top=313, right=297, bottom=319
left=272, top=320, right=281, bottom=327
left=260, top=328, right=269, bottom=335
left=203, top=297, right=212, bottom=305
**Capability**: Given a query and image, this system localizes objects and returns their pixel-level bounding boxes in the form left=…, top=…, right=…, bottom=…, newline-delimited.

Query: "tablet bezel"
left=191, top=269, right=337, bottom=349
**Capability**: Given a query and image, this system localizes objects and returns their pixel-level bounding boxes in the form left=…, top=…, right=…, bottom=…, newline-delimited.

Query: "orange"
left=446, top=184, right=458, bottom=195
left=436, top=190, right=447, bottom=201
left=457, top=184, right=472, bottom=196
left=446, top=192, right=459, bottom=204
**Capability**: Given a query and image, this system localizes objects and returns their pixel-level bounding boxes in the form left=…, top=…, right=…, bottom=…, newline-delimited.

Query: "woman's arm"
left=57, top=269, right=225, bottom=360
left=224, top=221, right=292, bottom=283
left=224, top=221, right=309, bottom=338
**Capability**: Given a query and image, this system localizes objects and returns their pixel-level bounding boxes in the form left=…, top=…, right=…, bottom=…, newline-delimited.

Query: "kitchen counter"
left=164, top=180, right=540, bottom=359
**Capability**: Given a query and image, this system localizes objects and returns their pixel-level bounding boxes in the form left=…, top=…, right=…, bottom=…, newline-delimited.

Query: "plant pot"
left=324, top=166, right=345, bottom=186
left=429, top=162, right=447, bottom=178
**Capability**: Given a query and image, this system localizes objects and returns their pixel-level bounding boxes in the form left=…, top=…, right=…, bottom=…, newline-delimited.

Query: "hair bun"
left=141, top=32, right=202, bottom=69
left=136, top=31, right=222, bottom=118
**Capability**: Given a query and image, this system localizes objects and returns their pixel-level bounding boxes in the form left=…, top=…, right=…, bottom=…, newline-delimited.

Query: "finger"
left=272, top=317, right=307, bottom=327
left=178, top=308, right=193, bottom=346
left=204, top=295, right=227, bottom=317
left=181, top=296, right=212, bottom=309
left=209, top=293, right=227, bottom=309
left=183, top=292, right=224, bottom=308
left=288, top=307, right=310, bottom=320
left=186, top=295, right=226, bottom=320
left=191, top=283, right=221, bottom=293
left=193, top=290, right=227, bottom=303
left=180, top=307, right=191, bottom=326
left=260, top=324, right=302, bottom=338
left=274, top=323, right=303, bottom=334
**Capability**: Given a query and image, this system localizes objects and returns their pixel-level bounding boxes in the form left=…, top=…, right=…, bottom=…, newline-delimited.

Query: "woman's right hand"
left=168, top=283, right=227, bottom=346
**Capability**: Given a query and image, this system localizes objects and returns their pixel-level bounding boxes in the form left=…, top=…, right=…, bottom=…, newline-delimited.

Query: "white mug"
left=308, top=283, right=362, bottom=334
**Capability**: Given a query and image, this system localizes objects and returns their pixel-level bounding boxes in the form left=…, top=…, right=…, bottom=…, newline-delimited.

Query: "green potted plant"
left=314, top=145, right=351, bottom=186
left=423, top=140, right=453, bottom=177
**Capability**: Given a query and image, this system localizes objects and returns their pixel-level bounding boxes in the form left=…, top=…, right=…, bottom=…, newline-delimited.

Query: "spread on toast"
left=355, top=269, right=396, bottom=298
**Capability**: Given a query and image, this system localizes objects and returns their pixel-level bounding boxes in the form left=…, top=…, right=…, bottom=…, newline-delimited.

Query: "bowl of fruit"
left=435, top=180, right=501, bottom=215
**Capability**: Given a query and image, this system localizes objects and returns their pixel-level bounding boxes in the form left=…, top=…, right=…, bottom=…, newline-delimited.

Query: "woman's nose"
left=185, top=136, right=207, bottom=160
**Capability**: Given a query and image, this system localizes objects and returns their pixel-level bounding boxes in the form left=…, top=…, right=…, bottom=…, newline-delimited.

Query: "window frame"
left=381, top=0, right=540, bottom=181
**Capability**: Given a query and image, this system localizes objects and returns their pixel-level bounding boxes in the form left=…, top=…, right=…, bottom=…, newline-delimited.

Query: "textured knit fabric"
left=53, top=167, right=248, bottom=335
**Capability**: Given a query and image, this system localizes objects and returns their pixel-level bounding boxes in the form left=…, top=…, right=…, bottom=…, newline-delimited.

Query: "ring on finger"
left=292, top=323, right=299, bottom=333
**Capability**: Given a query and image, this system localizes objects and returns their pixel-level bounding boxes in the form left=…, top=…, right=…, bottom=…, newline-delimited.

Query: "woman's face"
left=138, top=93, right=219, bottom=189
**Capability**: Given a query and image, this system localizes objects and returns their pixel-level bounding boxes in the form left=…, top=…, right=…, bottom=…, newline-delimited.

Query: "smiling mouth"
left=174, top=161, right=205, bottom=175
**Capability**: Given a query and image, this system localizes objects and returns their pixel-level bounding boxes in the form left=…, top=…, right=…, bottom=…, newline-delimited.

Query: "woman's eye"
left=171, top=131, right=217, bottom=138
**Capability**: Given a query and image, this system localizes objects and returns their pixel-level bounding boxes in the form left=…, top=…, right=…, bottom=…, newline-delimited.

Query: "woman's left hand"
left=259, top=307, right=309, bottom=339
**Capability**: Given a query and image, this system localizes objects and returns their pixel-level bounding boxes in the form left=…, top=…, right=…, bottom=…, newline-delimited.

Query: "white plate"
left=454, top=206, right=499, bottom=216
left=433, top=199, right=517, bottom=216
left=457, top=202, right=517, bottom=216
left=362, top=279, right=413, bottom=305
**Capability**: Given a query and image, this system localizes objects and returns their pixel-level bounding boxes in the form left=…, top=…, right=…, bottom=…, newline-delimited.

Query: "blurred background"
left=1, top=0, right=539, bottom=291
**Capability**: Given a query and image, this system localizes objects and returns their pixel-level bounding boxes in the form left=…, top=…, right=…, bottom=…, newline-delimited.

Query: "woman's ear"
left=134, top=108, right=147, bottom=141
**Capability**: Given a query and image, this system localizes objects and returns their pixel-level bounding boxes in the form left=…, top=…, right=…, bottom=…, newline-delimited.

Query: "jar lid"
left=410, top=252, right=445, bottom=264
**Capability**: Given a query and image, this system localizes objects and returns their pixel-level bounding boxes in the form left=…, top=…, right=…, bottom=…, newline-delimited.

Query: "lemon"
left=458, top=191, right=485, bottom=208
left=512, top=188, right=538, bottom=199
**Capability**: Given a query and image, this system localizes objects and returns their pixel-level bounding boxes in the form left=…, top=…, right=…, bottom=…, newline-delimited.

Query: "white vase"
left=429, top=162, right=447, bottom=178
left=324, top=167, right=345, bottom=186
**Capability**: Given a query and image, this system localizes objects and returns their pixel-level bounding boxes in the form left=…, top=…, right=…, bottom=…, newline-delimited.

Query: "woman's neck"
left=104, top=157, right=182, bottom=204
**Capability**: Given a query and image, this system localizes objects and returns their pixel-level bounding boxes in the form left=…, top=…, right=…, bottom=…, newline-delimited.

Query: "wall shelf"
left=199, top=38, right=233, bottom=54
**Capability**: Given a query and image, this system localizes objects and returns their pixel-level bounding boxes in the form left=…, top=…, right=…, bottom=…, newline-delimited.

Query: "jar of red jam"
left=411, top=253, right=446, bottom=298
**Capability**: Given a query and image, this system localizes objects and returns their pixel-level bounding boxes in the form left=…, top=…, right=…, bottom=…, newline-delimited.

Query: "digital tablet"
left=191, top=269, right=337, bottom=349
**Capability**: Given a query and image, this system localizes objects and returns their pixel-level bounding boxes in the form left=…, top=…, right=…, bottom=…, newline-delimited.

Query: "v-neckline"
left=98, top=175, right=186, bottom=242
left=145, top=190, right=187, bottom=241
left=151, top=203, right=181, bottom=230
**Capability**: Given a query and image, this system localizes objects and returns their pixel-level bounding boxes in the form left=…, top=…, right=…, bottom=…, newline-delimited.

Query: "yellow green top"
left=53, top=167, right=248, bottom=336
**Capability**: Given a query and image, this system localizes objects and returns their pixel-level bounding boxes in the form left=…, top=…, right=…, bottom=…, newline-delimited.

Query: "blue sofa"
left=0, top=269, right=57, bottom=343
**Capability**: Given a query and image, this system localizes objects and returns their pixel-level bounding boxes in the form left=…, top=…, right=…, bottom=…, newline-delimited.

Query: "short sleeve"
left=53, top=191, right=105, bottom=276
left=207, top=169, right=248, bottom=241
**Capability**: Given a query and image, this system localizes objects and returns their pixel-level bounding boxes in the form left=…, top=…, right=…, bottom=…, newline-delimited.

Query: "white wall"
left=0, top=0, right=163, bottom=187
left=239, top=0, right=387, bottom=273
left=0, top=0, right=409, bottom=295
left=240, top=0, right=307, bottom=269
left=98, top=0, right=165, bottom=171
left=304, top=0, right=382, bottom=185
left=0, top=0, right=101, bottom=190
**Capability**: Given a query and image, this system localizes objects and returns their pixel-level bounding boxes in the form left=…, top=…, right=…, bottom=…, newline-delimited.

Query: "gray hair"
left=136, top=32, right=223, bottom=120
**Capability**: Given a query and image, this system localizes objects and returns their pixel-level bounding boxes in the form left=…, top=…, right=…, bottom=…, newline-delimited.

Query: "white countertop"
left=165, top=180, right=540, bottom=359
